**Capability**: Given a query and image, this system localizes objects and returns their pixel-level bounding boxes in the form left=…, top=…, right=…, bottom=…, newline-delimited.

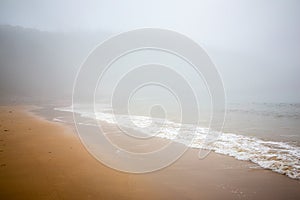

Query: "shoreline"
left=1, top=105, right=300, bottom=199
left=50, top=105, right=300, bottom=180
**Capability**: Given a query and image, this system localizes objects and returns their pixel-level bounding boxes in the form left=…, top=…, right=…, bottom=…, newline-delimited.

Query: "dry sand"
left=0, top=106, right=299, bottom=199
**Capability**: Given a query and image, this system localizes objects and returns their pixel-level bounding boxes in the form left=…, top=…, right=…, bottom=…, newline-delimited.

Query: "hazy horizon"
left=1, top=0, right=300, bottom=103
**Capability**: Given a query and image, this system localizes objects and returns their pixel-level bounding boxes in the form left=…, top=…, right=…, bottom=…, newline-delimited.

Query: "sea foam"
left=55, top=106, right=300, bottom=180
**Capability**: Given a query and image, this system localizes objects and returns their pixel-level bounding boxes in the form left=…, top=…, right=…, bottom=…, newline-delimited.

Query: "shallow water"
left=54, top=102, right=300, bottom=180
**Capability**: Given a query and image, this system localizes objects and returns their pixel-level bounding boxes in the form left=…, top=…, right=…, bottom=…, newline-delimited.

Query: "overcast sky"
left=0, top=0, right=299, bottom=103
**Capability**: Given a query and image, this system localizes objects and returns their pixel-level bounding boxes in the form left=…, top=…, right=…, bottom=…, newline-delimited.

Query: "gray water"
left=224, top=102, right=300, bottom=145
left=53, top=102, right=300, bottom=180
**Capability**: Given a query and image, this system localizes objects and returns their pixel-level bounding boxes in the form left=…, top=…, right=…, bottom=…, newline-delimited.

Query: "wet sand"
left=0, top=106, right=299, bottom=199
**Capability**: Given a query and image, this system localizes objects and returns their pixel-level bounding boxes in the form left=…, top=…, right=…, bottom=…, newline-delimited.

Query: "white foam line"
left=55, top=106, right=300, bottom=180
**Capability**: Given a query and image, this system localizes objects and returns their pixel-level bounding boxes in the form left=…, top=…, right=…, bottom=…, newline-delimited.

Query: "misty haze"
left=0, top=1, right=300, bottom=199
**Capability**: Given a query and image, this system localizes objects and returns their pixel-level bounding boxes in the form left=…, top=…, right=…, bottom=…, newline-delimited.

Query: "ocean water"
left=54, top=103, right=300, bottom=180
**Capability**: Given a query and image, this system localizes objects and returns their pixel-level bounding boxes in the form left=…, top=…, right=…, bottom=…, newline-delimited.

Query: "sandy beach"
left=0, top=106, right=300, bottom=200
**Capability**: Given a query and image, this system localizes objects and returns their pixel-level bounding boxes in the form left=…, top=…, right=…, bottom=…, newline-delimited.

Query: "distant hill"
left=0, top=25, right=110, bottom=103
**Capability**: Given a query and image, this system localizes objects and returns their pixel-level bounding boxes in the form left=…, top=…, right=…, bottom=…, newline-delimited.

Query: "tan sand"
left=0, top=106, right=299, bottom=199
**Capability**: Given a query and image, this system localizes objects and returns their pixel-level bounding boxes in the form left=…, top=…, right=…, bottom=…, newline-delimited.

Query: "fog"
left=0, top=0, right=299, bottom=104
